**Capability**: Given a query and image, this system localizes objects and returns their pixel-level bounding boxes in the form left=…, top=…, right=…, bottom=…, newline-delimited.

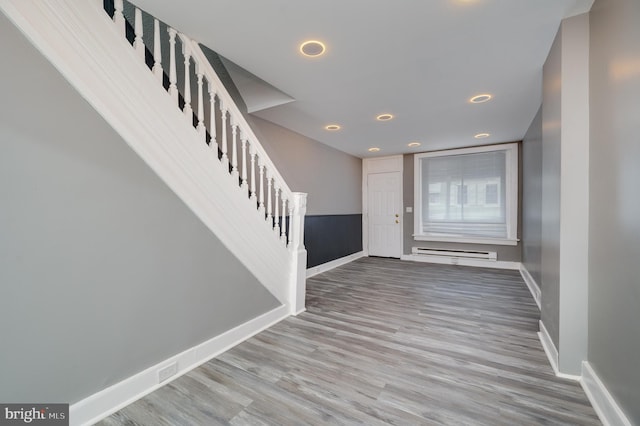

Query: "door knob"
left=395, top=214, right=399, bottom=217
left=395, top=220, right=399, bottom=224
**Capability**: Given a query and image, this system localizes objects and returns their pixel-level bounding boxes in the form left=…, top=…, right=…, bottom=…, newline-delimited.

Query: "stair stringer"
left=0, top=0, right=293, bottom=306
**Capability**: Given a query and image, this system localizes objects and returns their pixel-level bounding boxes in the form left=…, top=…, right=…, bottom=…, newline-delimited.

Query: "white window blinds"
left=414, top=143, right=518, bottom=244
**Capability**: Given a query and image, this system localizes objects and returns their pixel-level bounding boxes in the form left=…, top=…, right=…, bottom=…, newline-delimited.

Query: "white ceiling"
left=131, top=0, right=593, bottom=158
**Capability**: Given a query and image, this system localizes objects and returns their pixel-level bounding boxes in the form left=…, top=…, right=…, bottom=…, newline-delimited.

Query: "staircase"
left=0, top=0, right=307, bottom=312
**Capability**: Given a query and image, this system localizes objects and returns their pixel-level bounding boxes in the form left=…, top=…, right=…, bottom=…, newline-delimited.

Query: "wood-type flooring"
left=98, top=257, right=600, bottom=425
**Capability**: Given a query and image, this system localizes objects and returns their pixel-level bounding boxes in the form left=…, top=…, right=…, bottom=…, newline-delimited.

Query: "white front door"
left=368, top=172, right=402, bottom=257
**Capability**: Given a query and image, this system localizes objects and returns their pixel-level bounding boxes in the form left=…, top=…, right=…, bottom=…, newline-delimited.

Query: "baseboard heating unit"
left=412, top=247, right=497, bottom=261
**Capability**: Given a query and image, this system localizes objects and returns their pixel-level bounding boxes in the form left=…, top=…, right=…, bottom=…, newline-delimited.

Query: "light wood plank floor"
left=98, top=257, right=600, bottom=425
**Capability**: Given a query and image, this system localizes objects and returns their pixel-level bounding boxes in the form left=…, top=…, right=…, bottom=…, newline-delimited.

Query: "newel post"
left=289, top=192, right=308, bottom=315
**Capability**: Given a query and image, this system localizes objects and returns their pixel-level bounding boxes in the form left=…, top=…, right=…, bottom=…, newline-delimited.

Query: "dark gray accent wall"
left=0, top=13, right=279, bottom=404
left=402, top=153, right=523, bottom=262
left=588, top=0, right=640, bottom=422
left=541, top=26, right=562, bottom=349
left=305, top=215, right=363, bottom=268
left=522, top=107, right=543, bottom=285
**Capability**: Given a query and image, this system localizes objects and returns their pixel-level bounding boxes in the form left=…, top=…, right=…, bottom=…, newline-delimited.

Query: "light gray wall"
left=0, top=13, right=279, bottom=404
left=588, top=0, right=640, bottom=421
left=199, top=47, right=362, bottom=217
left=402, top=152, right=523, bottom=262
left=247, top=115, right=362, bottom=216
left=557, top=12, right=590, bottom=376
left=521, top=107, right=543, bottom=285
left=541, top=27, right=562, bottom=349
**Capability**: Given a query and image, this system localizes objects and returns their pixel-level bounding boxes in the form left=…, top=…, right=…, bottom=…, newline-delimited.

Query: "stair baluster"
left=281, top=197, right=287, bottom=243
left=152, top=19, right=163, bottom=81
left=249, top=148, right=257, bottom=202
left=266, top=175, right=273, bottom=224
left=181, top=40, right=193, bottom=120
left=287, top=204, right=294, bottom=246
left=220, top=107, right=229, bottom=168
left=196, top=67, right=206, bottom=141
left=274, top=186, right=280, bottom=236
left=231, top=124, right=239, bottom=179
left=167, top=28, right=178, bottom=102
left=258, top=162, right=265, bottom=215
left=208, top=83, right=217, bottom=150
left=113, top=0, right=125, bottom=35
left=241, top=138, right=248, bottom=192
left=133, top=8, right=144, bottom=59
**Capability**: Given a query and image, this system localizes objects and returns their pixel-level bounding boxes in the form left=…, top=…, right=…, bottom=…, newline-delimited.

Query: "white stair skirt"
left=0, top=0, right=307, bottom=311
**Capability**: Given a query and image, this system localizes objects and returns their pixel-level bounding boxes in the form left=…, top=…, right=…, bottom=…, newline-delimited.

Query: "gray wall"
left=248, top=116, right=362, bottom=216
left=200, top=46, right=362, bottom=217
left=521, top=107, right=543, bottom=285
left=402, top=152, right=523, bottom=262
left=0, top=13, right=279, bottom=404
left=540, top=13, right=591, bottom=374
left=588, top=0, right=640, bottom=421
left=541, top=26, right=562, bottom=349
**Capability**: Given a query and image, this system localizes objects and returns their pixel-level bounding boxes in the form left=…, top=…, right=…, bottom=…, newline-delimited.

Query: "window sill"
left=413, top=234, right=519, bottom=246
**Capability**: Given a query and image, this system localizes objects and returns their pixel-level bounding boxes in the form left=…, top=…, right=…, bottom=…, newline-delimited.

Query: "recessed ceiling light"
left=469, top=94, right=493, bottom=103
left=474, top=133, right=490, bottom=139
left=325, top=124, right=341, bottom=131
left=408, top=142, right=421, bottom=147
left=300, top=40, right=326, bottom=57
left=368, top=147, right=381, bottom=152
left=376, top=113, right=394, bottom=121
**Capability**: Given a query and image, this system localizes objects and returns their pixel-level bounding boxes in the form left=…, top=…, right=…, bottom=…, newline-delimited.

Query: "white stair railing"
left=105, top=0, right=308, bottom=313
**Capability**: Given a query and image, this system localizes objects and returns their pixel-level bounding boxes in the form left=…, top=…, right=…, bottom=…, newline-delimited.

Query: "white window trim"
left=413, top=143, right=519, bottom=245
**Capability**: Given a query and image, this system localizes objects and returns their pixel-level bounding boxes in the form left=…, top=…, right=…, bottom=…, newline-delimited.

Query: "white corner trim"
left=538, top=320, right=581, bottom=381
left=307, top=251, right=366, bottom=278
left=519, top=264, right=541, bottom=310
left=70, top=305, right=289, bottom=426
left=400, top=254, right=521, bottom=270
left=581, top=361, right=633, bottom=426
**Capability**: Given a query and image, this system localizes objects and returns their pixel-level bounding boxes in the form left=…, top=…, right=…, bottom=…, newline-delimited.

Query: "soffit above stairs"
left=220, top=56, right=295, bottom=114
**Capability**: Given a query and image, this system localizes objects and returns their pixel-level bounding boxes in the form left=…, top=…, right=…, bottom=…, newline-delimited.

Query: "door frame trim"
left=362, top=155, right=404, bottom=258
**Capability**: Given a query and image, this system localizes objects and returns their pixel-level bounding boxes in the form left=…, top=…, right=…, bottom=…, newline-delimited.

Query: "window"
left=413, top=143, right=518, bottom=245
left=456, top=184, right=468, bottom=205
left=485, top=183, right=498, bottom=205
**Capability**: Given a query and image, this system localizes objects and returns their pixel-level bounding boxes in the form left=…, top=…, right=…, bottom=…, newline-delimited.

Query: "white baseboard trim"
left=400, top=254, right=521, bottom=270
left=70, top=305, right=289, bottom=426
left=306, top=251, right=365, bottom=278
left=537, top=320, right=581, bottom=381
left=519, top=264, right=541, bottom=310
left=538, top=320, right=560, bottom=375
left=581, top=362, right=633, bottom=426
